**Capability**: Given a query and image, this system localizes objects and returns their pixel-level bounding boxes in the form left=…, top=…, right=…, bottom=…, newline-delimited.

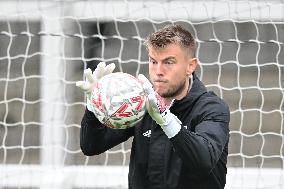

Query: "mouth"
left=153, top=80, right=168, bottom=89
left=154, top=81, right=167, bottom=87
left=154, top=79, right=168, bottom=83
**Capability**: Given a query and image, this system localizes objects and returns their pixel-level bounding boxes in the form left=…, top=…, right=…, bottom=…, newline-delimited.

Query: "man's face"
left=148, top=43, right=197, bottom=99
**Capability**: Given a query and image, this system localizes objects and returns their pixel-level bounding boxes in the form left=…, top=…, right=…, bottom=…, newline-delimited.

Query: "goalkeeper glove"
left=138, top=74, right=182, bottom=138
left=76, top=62, right=115, bottom=112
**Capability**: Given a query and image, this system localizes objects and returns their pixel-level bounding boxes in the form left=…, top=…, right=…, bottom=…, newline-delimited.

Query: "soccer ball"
left=90, top=72, right=146, bottom=129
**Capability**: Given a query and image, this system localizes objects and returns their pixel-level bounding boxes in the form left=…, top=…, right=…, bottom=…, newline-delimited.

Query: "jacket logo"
left=142, top=130, right=151, bottom=138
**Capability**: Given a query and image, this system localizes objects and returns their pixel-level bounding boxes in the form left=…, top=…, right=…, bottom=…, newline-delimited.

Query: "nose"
left=155, top=62, right=164, bottom=76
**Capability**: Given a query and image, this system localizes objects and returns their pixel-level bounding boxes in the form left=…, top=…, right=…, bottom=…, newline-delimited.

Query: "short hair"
left=144, top=24, right=196, bottom=58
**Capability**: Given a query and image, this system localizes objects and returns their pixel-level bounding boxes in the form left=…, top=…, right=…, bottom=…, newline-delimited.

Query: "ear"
left=186, top=58, right=198, bottom=75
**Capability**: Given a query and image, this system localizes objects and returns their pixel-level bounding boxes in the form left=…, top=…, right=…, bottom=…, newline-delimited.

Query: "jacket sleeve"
left=80, top=108, right=134, bottom=156
left=170, top=97, right=230, bottom=176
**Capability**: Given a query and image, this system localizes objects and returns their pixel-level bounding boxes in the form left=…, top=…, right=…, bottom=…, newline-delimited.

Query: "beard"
left=157, top=78, right=187, bottom=98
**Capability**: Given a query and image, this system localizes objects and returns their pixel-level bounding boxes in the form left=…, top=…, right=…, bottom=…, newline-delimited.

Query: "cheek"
left=182, top=64, right=190, bottom=75
left=148, top=66, right=154, bottom=76
left=148, top=67, right=155, bottom=82
left=174, top=74, right=185, bottom=84
left=167, top=71, right=184, bottom=86
left=149, top=64, right=155, bottom=73
left=173, top=67, right=188, bottom=78
left=173, top=70, right=188, bottom=85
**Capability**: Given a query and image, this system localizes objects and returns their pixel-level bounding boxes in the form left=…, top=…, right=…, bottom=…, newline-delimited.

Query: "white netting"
left=0, top=1, right=283, bottom=189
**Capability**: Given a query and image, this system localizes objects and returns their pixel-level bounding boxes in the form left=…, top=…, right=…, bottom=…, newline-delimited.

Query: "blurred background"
left=0, top=0, right=283, bottom=188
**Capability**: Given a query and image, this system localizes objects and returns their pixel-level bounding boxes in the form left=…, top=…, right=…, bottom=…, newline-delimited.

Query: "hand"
left=138, top=74, right=182, bottom=138
left=76, top=62, right=115, bottom=112
left=137, top=74, right=169, bottom=125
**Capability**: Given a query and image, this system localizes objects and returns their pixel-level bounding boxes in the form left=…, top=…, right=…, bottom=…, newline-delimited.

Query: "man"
left=77, top=24, right=230, bottom=189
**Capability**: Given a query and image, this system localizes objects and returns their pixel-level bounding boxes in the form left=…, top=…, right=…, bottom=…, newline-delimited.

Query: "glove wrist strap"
left=160, top=110, right=182, bottom=138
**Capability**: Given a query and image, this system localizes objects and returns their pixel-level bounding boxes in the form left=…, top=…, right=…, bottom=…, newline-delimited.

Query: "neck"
left=164, top=98, right=174, bottom=106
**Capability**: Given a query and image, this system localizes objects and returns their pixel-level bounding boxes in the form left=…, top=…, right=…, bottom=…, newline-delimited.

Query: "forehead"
left=148, top=43, right=187, bottom=59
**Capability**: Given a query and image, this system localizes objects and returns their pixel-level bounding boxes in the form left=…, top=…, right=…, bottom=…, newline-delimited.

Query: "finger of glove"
left=94, top=62, right=106, bottom=80
left=145, top=97, right=157, bottom=120
left=147, top=94, right=165, bottom=125
left=103, top=63, right=116, bottom=76
left=147, top=93, right=161, bottom=113
left=138, top=74, right=154, bottom=95
left=76, top=81, right=91, bottom=92
left=84, top=68, right=96, bottom=84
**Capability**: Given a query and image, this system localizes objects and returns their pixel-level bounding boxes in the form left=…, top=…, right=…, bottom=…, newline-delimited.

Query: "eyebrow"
left=149, top=56, right=176, bottom=62
left=163, top=57, right=176, bottom=62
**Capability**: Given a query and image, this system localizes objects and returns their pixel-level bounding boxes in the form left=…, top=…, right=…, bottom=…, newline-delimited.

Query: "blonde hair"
left=144, top=24, right=196, bottom=58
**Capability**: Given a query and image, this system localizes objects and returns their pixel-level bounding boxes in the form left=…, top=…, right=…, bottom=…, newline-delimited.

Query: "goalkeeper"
left=77, top=24, right=230, bottom=189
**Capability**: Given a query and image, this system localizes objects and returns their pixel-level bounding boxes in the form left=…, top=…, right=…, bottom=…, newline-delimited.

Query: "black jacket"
left=80, top=73, right=230, bottom=189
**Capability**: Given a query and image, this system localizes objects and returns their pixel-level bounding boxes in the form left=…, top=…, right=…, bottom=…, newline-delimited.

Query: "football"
left=90, top=72, right=146, bottom=129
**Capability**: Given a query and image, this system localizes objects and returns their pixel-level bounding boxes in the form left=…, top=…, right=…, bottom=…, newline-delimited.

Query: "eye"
left=165, top=60, right=174, bottom=64
left=149, top=59, right=157, bottom=64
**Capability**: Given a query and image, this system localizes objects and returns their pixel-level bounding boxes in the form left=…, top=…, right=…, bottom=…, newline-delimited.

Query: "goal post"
left=0, top=1, right=283, bottom=189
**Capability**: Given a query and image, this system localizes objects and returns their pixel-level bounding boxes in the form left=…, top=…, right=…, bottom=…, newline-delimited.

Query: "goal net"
left=0, top=0, right=283, bottom=189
